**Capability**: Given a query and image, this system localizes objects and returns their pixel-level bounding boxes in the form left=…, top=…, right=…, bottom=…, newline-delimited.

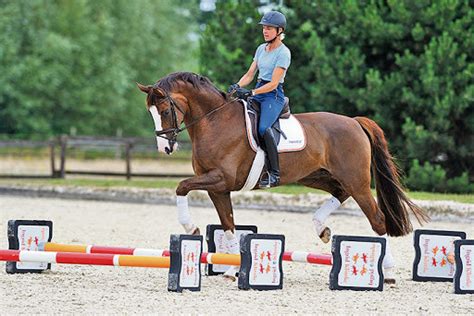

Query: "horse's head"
left=137, top=83, right=185, bottom=155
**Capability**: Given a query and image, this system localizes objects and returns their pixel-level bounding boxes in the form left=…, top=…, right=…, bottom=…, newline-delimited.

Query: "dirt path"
left=0, top=195, right=472, bottom=314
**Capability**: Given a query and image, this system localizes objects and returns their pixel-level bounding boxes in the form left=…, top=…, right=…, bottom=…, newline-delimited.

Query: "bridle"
left=151, top=92, right=238, bottom=153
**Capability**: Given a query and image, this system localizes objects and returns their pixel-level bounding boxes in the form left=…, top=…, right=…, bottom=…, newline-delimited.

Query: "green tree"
left=0, top=0, right=198, bottom=138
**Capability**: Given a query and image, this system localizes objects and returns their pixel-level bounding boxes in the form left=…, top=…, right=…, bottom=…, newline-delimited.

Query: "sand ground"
left=0, top=195, right=472, bottom=314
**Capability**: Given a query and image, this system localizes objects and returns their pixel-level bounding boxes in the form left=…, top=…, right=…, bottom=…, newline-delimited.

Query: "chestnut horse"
left=138, top=72, right=428, bottom=282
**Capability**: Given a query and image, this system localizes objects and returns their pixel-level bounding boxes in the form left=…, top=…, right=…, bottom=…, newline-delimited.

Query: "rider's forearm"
left=237, top=73, right=254, bottom=88
left=252, top=81, right=279, bottom=95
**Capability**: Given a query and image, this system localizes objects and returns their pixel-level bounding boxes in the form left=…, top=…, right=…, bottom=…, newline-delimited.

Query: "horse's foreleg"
left=175, top=169, right=226, bottom=235
left=176, top=196, right=199, bottom=235
left=208, top=191, right=239, bottom=281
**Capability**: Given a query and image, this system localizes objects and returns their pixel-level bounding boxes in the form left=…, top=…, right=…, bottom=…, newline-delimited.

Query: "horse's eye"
left=162, top=109, right=170, bottom=116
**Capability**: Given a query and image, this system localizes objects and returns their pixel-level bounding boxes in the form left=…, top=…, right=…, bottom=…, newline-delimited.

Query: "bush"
left=406, top=159, right=473, bottom=193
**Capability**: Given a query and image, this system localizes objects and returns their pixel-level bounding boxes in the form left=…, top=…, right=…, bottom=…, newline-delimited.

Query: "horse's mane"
left=154, top=72, right=227, bottom=99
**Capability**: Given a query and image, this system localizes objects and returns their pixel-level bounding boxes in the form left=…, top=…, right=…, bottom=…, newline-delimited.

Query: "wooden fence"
left=0, top=136, right=193, bottom=180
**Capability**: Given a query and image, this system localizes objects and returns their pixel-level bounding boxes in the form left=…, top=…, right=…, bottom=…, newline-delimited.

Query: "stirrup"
left=258, top=171, right=279, bottom=188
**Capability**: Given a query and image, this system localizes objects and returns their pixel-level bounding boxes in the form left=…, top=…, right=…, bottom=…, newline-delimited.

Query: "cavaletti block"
left=205, top=224, right=258, bottom=275
left=238, top=233, right=284, bottom=290
left=329, top=235, right=385, bottom=291
left=453, top=239, right=474, bottom=294
left=7, top=220, right=53, bottom=273
left=168, top=234, right=203, bottom=292
left=413, top=229, right=466, bottom=282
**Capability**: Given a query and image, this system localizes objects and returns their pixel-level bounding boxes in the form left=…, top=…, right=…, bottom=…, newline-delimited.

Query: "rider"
left=228, top=11, right=291, bottom=188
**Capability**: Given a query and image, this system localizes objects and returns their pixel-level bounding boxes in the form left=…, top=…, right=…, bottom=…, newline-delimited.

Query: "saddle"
left=247, top=97, right=291, bottom=147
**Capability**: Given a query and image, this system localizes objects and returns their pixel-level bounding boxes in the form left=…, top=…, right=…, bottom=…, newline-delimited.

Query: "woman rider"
left=228, top=11, right=291, bottom=188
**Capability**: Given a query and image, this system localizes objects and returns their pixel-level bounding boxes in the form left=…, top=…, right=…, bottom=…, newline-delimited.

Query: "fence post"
left=49, top=139, right=56, bottom=178
left=59, top=135, right=67, bottom=179
left=125, top=141, right=131, bottom=180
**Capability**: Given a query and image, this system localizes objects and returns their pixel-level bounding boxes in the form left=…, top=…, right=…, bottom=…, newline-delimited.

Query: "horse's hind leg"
left=347, top=186, right=396, bottom=284
left=298, top=170, right=350, bottom=243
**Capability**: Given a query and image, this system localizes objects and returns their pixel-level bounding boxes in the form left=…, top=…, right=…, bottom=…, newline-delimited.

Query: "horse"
left=137, top=72, right=429, bottom=283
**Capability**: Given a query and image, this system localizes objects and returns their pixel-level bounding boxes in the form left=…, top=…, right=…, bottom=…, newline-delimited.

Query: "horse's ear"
left=136, top=83, right=151, bottom=94
left=152, top=87, right=166, bottom=97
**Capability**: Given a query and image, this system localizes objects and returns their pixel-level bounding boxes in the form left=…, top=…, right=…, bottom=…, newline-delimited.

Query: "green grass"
left=0, top=178, right=472, bottom=203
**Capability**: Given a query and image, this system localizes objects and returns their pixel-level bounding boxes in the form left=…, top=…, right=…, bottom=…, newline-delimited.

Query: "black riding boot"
left=259, top=128, right=280, bottom=188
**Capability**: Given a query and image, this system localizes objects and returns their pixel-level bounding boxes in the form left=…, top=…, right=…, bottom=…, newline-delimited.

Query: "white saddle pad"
left=242, top=100, right=307, bottom=153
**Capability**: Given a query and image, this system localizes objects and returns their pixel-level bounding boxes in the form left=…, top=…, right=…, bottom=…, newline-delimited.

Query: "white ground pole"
left=312, top=196, right=341, bottom=236
left=176, top=195, right=197, bottom=234
left=223, top=230, right=240, bottom=279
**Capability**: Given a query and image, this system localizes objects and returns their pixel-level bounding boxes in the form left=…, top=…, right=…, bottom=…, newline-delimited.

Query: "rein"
left=154, top=94, right=239, bottom=140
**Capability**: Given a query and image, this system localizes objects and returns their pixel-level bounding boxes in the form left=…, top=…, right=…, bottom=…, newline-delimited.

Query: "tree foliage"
left=200, top=0, right=473, bottom=192
left=0, top=0, right=198, bottom=138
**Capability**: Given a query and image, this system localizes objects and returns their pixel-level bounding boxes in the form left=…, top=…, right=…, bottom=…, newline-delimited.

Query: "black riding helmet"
left=258, top=11, right=286, bottom=30
left=258, top=11, right=286, bottom=43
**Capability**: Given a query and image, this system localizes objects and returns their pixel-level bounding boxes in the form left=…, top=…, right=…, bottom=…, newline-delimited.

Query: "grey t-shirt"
left=253, top=43, right=291, bottom=83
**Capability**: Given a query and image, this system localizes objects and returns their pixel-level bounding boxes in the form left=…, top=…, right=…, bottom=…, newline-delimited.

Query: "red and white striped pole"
left=41, top=242, right=332, bottom=266
left=283, top=251, right=332, bottom=265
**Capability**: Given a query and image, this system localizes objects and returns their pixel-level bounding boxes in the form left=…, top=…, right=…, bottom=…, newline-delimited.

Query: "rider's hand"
left=235, top=87, right=252, bottom=100
left=227, top=83, right=240, bottom=94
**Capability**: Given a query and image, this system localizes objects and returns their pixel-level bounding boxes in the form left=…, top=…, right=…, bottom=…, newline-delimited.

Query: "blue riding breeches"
left=252, top=80, right=286, bottom=137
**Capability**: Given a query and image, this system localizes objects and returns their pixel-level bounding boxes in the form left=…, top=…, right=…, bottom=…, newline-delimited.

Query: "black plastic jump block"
left=205, top=224, right=258, bottom=276
left=167, top=234, right=203, bottom=293
left=238, top=233, right=285, bottom=291
left=454, top=239, right=474, bottom=294
left=6, top=220, right=53, bottom=274
left=412, top=229, right=466, bottom=282
left=329, top=235, right=386, bottom=291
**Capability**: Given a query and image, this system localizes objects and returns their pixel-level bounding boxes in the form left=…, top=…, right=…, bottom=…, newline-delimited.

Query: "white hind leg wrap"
left=312, top=197, right=341, bottom=235
left=381, top=234, right=395, bottom=268
left=176, top=195, right=196, bottom=234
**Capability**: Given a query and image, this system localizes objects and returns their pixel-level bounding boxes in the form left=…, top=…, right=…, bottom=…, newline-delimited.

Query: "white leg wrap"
left=381, top=234, right=395, bottom=269
left=312, top=196, right=341, bottom=235
left=223, top=230, right=240, bottom=279
left=176, top=195, right=196, bottom=234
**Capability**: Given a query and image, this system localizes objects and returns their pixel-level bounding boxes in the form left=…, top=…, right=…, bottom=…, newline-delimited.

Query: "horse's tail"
left=354, top=117, right=429, bottom=236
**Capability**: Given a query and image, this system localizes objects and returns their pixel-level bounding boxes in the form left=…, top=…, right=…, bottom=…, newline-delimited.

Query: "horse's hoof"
left=383, top=267, right=396, bottom=284
left=222, top=274, right=236, bottom=282
left=319, top=227, right=331, bottom=243
left=191, top=227, right=201, bottom=236
left=384, top=278, right=396, bottom=284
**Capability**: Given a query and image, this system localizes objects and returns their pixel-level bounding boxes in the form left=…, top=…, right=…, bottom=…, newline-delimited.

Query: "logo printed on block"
left=7, top=220, right=53, bottom=273
left=205, top=224, right=257, bottom=275
left=168, top=234, right=202, bottom=293
left=454, top=239, right=473, bottom=294
left=413, top=229, right=466, bottom=282
left=238, top=234, right=284, bottom=291
left=330, top=235, right=385, bottom=291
